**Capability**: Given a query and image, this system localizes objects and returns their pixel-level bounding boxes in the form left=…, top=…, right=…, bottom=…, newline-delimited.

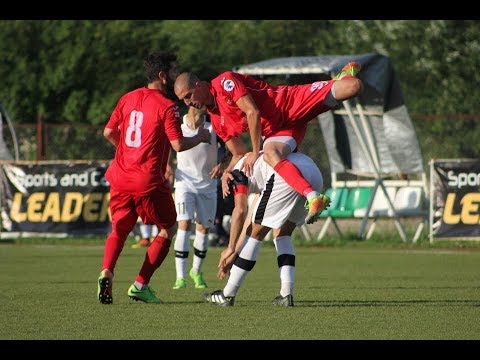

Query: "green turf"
left=0, top=242, right=479, bottom=340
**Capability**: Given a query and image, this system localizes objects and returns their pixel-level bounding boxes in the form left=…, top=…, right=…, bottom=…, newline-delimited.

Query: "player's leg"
left=262, top=135, right=330, bottom=224
left=189, top=192, right=217, bottom=288
left=258, top=174, right=296, bottom=306
left=127, top=188, right=177, bottom=303
left=98, top=190, right=138, bottom=304
left=205, top=179, right=296, bottom=306
left=263, top=135, right=315, bottom=197
left=272, top=221, right=296, bottom=307
left=203, top=221, right=270, bottom=306
left=333, top=60, right=361, bottom=79
left=331, top=64, right=363, bottom=101
left=172, top=191, right=195, bottom=289
left=189, top=223, right=209, bottom=288
left=172, top=219, right=190, bottom=289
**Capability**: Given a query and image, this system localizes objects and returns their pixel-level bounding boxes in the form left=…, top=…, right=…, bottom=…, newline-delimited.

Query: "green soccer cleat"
left=189, top=269, right=207, bottom=289
left=203, top=290, right=235, bottom=307
left=97, top=270, right=113, bottom=305
left=272, top=294, right=294, bottom=307
left=304, top=194, right=331, bottom=224
left=333, top=61, right=361, bottom=80
left=127, top=284, right=162, bottom=304
left=172, top=278, right=187, bottom=290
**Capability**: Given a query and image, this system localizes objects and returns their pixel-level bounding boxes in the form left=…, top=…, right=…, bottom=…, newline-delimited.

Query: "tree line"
left=0, top=20, right=479, bottom=159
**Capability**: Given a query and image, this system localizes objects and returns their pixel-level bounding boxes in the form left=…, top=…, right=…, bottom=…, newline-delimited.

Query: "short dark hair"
left=143, top=52, right=177, bottom=83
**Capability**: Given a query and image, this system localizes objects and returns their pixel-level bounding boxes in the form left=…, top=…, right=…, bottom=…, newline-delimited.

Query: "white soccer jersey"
left=174, top=115, right=218, bottom=194
left=235, top=152, right=323, bottom=229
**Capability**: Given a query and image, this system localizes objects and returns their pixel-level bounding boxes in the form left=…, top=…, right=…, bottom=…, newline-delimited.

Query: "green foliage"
left=416, top=116, right=480, bottom=161
left=0, top=20, right=172, bottom=124
left=0, top=20, right=479, bottom=160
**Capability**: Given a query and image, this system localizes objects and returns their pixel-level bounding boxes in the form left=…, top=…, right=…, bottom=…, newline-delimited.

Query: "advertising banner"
left=430, top=159, right=480, bottom=239
left=0, top=161, right=111, bottom=236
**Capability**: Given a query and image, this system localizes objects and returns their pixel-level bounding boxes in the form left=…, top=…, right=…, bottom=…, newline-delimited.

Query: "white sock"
left=192, top=231, right=209, bottom=274
left=134, top=280, right=145, bottom=290
left=174, top=229, right=191, bottom=279
left=306, top=191, right=320, bottom=201
left=223, top=236, right=262, bottom=297
left=274, top=236, right=295, bottom=297
left=101, top=268, right=113, bottom=278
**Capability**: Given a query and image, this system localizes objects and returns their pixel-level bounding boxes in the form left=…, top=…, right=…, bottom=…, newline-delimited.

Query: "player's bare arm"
left=217, top=192, right=250, bottom=279
left=170, top=125, right=211, bottom=152
left=103, top=127, right=120, bottom=147
left=221, top=137, right=247, bottom=198
left=236, top=94, right=262, bottom=177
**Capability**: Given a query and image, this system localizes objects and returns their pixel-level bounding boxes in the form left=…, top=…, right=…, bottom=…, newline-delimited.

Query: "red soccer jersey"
left=105, top=87, right=182, bottom=196
left=208, top=71, right=333, bottom=143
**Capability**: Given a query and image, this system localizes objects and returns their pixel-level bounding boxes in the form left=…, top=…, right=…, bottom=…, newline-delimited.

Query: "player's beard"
left=164, top=79, right=177, bottom=101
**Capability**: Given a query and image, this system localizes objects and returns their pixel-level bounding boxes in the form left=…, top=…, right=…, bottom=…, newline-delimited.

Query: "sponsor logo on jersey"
left=310, top=81, right=328, bottom=92
left=173, top=105, right=181, bottom=119
left=223, top=79, right=235, bottom=92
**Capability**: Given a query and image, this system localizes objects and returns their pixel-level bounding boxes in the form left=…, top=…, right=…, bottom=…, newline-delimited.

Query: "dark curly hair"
left=143, top=52, right=177, bottom=83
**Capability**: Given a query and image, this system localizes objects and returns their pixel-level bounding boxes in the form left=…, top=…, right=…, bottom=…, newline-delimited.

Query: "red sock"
left=136, top=236, right=171, bottom=285
left=101, top=232, right=128, bottom=272
left=274, top=159, right=313, bottom=197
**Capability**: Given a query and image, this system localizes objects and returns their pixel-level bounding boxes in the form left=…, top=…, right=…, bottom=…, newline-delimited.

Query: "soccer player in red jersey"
left=173, top=62, right=362, bottom=225
left=97, top=52, right=211, bottom=304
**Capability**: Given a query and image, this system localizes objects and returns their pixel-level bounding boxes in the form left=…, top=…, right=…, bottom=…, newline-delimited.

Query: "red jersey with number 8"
left=105, top=87, right=182, bottom=195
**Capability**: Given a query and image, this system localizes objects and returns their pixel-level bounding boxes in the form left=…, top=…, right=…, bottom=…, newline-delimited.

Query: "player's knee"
left=178, top=219, right=191, bottom=231
left=112, top=222, right=134, bottom=239
left=336, top=78, right=363, bottom=100
left=350, top=78, right=363, bottom=96
left=262, top=148, right=284, bottom=167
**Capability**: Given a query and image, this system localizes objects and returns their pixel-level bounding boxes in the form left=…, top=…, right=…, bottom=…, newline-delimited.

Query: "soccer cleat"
left=189, top=269, right=207, bottom=289
left=203, top=290, right=235, bottom=307
left=272, top=294, right=294, bottom=307
left=131, top=239, right=150, bottom=248
left=127, top=284, right=162, bottom=304
left=97, top=270, right=113, bottom=305
left=304, top=194, right=331, bottom=224
left=172, top=278, right=187, bottom=290
left=333, top=61, right=361, bottom=80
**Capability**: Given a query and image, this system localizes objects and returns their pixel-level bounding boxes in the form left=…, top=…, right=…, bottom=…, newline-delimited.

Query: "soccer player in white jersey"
left=172, top=106, right=223, bottom=289
left=203, top=149, right=325, bottom=306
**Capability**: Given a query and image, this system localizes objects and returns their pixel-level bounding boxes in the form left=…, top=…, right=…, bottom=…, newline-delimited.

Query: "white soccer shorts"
left=250, top=172, right=306, bottom=229
left=175, top=190, right=217, bottom=229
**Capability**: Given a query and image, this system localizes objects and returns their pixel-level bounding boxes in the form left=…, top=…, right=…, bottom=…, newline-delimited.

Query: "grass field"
left=1, top=238, right=480, bottom=341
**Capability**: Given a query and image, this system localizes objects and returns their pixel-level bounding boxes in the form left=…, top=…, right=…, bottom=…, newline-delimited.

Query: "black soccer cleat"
left=272, top=294, right=294, bottom=307
left=97, top=273, right=113, bottom=305
left=203, top=290, right=235, bottom=307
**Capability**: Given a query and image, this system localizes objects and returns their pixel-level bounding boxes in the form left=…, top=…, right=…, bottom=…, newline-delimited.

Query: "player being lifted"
left=174, top=62, right=362, bottom=225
